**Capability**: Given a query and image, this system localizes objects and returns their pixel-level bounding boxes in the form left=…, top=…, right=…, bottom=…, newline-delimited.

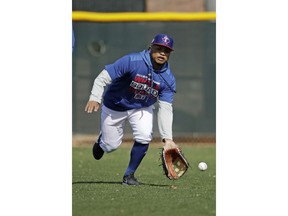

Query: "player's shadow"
left=72, top=181, right=170, bottom=187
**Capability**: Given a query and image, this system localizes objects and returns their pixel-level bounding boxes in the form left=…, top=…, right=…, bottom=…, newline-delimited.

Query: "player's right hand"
left=85, top=101, right=100, bottom=113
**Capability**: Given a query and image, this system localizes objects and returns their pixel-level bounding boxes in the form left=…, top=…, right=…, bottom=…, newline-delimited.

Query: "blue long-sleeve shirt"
left=103, top=50, right=176, bottom=111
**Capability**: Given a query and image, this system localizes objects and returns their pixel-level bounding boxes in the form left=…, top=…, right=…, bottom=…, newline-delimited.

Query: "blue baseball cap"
left=151, top=34, right=174, bottom=51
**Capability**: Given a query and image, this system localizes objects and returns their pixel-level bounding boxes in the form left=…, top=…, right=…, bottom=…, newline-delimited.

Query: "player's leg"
left=92, top=132, right=104, bottom=160
left=92, top=105, right=127, bottom=160
left=122, top=106, right=154, bottom=185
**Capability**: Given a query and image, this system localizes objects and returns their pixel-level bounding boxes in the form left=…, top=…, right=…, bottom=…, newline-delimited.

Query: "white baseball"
left=198, top=162, right=208, bottom=171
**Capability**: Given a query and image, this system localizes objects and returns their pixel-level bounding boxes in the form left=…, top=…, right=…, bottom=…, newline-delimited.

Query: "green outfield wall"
left=72, top=21, right=216, bottom=137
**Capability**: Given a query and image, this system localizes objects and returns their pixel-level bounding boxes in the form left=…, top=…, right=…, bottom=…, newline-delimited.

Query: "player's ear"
left=148, top=45, right=152, bottom=51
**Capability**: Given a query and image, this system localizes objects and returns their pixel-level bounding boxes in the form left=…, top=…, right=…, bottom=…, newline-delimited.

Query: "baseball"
left=198, top=162, right=208, bottom=171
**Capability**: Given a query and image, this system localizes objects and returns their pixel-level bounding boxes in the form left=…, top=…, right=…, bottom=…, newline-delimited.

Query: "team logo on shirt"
left=129, top=74, right=160, bottom=100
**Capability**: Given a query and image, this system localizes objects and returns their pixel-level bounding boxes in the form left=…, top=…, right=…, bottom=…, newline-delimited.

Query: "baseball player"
left=85, top=34, right=177, bottom=186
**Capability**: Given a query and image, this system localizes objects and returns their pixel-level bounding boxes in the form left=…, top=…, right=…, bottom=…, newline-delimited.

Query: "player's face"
left=150, top=45, right=172, bottom=65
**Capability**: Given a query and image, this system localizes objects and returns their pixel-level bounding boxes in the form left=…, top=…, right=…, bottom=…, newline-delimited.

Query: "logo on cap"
left=151, top=34, right=174, bottom=50
left=162, top=36, right=170, bottom=45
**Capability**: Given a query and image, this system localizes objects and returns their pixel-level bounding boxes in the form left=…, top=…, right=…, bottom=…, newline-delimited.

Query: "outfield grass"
left=72, top=144, right=216, bottom=216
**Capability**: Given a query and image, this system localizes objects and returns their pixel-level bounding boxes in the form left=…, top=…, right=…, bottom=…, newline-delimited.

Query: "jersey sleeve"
left=89, top=69, right=112, bottom=103
left=158, top=78, right=176, bottom=103
left=104, top=55, right=131, bottom=80
left=158, top=100, right=173, bottom=140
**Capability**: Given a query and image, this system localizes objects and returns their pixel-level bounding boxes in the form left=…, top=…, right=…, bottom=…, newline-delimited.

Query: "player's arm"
left=157, top=100, right=176, bottom=147
left=85, top=69, right=112, bottom=113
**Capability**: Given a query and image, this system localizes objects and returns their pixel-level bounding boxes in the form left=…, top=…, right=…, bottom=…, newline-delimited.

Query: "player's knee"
left=134, top=132, right=152, bottom=144
left=101, top=140, right=122, bottom=152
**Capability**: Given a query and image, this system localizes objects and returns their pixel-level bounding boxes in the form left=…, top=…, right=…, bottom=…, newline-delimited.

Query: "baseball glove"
left=161, top=140, right=189, bottom=180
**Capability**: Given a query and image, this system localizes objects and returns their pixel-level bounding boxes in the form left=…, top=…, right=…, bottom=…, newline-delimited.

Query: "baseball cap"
left=151, top=34, right=174, bottom=51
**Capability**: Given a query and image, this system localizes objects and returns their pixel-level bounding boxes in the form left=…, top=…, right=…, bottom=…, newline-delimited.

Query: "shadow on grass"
left=72, top=181, right=170, bottom=187
left=73, top=181, right=121, bottom=185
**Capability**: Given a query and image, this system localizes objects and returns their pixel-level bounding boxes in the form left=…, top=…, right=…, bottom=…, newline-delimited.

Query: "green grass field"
left=72, top=144, right=216, bottom=216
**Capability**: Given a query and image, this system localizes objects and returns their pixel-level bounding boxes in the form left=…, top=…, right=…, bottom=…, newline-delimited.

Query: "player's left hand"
left=85, top=101, right=100, bottom=113
left=161, top=139, right=189, bottom=180
left=162, top=139, right=177, bottom=149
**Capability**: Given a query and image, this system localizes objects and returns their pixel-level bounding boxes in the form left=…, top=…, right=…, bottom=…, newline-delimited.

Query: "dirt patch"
left=72, top=134, right=215, bottom=148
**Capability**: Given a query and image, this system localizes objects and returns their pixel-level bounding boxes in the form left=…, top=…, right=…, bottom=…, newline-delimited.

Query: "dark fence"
left=72, top=21, right=216, bottom=142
